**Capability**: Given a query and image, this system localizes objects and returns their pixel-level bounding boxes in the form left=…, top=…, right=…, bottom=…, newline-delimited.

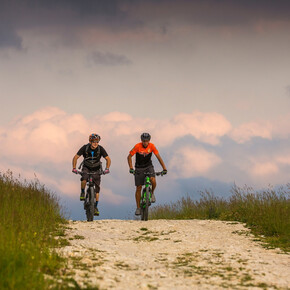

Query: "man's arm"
left=155, top=153, right=167, bottom=171
left=72, top=154, right=80, bottom=169
left=127, top=154, right=134, bottom=169
left=104, top=156, right=111, bottom=169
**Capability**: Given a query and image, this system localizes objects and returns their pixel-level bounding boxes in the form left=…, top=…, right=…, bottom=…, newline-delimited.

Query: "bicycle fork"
left=141, top=181, right=152, bottom=206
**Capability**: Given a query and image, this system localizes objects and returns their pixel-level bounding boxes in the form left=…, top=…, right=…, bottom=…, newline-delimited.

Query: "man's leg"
left=150, top=177, right=156, bottom=193
left=150, top=177, right=157, bottom=203
left=94, top=175, right=101, bottom=215
left=81, top=180, right=86, bottom=191
left=135, top=185, right=142, bottom=208
left=80, top=168, right=89, bottom=201
left=135, top=185, right=142, bottom=215
left=80, top=180, right=86, bottom=200
left=94, top=192, right=100, bottom=215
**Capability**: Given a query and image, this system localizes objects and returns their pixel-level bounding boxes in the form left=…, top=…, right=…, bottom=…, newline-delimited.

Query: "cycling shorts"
left=81, top=167, right=101, bottom=193
left=134, top=165, right=155, bottom=187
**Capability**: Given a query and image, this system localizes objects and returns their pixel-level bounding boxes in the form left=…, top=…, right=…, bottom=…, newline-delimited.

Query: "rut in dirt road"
left=59, top=220, right=290, bottom=289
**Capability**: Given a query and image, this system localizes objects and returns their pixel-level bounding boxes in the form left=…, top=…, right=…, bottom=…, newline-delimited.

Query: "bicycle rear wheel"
left=86, top=186, right=95, bottom=222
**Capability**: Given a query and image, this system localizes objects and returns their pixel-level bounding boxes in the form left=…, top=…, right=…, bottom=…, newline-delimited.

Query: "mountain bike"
left=77, top=169, right=103, bottom=222
left=138, top=171, right=163, bottom=221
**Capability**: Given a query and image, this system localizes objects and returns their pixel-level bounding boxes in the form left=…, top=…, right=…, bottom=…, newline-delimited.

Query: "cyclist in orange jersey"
left=127, top=133, right=167, bottom=215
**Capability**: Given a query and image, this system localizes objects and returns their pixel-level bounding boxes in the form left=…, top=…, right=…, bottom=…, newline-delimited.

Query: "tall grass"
left=0, top=170, right=66, bottom=289
left=150, top=184, right=290, bottom=251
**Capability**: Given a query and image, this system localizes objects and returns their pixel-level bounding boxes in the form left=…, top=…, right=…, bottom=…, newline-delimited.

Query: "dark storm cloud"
left=2, top=0, right=290, bottom=29
left=0, top=0, right=141, bottom=29
left=0, top=26, right=22, bottom=49
left=1, top=0, right=290, bottom=49
left=0, top=0, right=141, bottom=49
left=137, top=0, right=290, bottom=27
left=87, top=51, right=132, bottom=66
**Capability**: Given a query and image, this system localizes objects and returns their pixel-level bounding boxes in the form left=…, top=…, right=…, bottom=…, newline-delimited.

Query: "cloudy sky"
left=1, top=0, right=289, bottom=219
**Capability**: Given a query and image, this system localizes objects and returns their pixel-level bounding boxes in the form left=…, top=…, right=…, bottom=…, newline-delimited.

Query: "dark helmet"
left=141, top=133, right=151, bottom=141
left=89, top=133, right=101, bottom=142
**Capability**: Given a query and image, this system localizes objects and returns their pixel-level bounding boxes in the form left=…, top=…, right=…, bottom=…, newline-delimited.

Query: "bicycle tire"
left=141, top=188, right=145, bottom=221
left=143, top=186, right=150, bottom=221
left=86, top=186, right=95, bottom=222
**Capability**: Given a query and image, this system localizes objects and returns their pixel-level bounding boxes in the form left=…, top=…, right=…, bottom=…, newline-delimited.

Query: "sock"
left=81, top=189, right=85, bottom=194
left=95, top=201, right=99, bottom=208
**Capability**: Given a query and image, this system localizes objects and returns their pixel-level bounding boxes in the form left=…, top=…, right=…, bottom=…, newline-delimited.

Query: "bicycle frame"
left=139, top=171, right=162, bottom=221
left=144, top=176, right=152, bottom=188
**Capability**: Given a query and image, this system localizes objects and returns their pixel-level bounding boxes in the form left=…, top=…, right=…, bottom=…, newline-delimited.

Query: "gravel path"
left=60, top=219, right=290, bottom=289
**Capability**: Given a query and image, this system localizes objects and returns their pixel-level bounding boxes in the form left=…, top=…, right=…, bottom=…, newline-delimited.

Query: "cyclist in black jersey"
left=72, top=133, right=111, bottom=216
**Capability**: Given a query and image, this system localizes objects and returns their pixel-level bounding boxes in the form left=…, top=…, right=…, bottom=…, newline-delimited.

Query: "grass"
left=0, top=170, right=67, bottom=289
left=133, top=235, right=159, bottom=242
left=73, top=235, right=85, bottom=240
left=150, top=184, right=290, bottom=251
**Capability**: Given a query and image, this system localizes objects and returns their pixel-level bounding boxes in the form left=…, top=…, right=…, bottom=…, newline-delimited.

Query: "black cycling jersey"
left=77, top=144, right=108, bottom=170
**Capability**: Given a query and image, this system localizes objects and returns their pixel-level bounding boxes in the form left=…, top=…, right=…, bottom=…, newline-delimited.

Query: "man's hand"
left=72, top=168, right=78, bottom=174
left=161, top=169, right=167, bottom=176
left=103, top=168, right=110, bottom=175
left=129, top=168, right=135, bottom=175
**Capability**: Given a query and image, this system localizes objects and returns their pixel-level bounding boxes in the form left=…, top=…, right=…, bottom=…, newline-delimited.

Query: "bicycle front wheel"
left=86, top=186, right=95, bottom=222
left=142, top=187, right=150, bottom=221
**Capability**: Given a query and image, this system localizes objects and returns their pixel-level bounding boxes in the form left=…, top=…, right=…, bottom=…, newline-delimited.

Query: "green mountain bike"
left=139, top=171, right=163, bottom=221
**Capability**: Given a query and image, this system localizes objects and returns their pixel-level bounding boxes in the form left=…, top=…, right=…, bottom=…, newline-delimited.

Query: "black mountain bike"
left=138, top=171, right=163, bottom=221
left=77, top=169, right=103, bottom=222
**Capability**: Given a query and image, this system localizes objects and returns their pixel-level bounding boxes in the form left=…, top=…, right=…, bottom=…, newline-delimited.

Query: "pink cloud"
left=153, top=111, right=232, bottom=146
left=230, top=120, right=273, bottom=143
left=0, top=107, right=231, bottom=189
left=250, top=161, right=279, bottom=177
left=230, top=114, right=290, bottom=144
left=0, top=107, right=89, bottom=165
left=276, top=154, right=290, bottom=165
left=272, top=114, right=290, bottom=139
left=91, top=110, right=232, bottom=148
left=242, top=152, right=290, bottom=185
left=0, top=106, right=289, bottom=203
left=102, top=112, right=132, bottom=122
left=21, top=107, right=66, bottom=124
left=169, top=146, right=222, bottom=178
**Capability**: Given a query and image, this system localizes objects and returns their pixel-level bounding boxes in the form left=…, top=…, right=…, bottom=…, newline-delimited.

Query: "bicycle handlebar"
left=77, top=170, right=104, bottom=176
left=135, top=171, right=163, bottom=176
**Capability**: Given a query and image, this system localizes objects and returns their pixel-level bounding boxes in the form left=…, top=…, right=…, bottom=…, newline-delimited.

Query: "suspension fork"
left=145, top=176, right=151, bottom=188
left=143, top=176, right=152, bottom=201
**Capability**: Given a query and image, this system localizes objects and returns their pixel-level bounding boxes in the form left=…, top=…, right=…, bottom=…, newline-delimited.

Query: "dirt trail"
left=60, top=219, right=290, bottom=289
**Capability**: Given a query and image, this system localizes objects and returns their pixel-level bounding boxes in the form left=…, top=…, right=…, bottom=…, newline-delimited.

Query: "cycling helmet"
left=89, top=133, right=101, bottom=142
left=141, top=133, right=151, bottom=141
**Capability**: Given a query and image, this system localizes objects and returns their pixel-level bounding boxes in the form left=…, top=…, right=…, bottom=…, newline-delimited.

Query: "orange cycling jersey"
left=129, top=142, right=159, bottom=168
